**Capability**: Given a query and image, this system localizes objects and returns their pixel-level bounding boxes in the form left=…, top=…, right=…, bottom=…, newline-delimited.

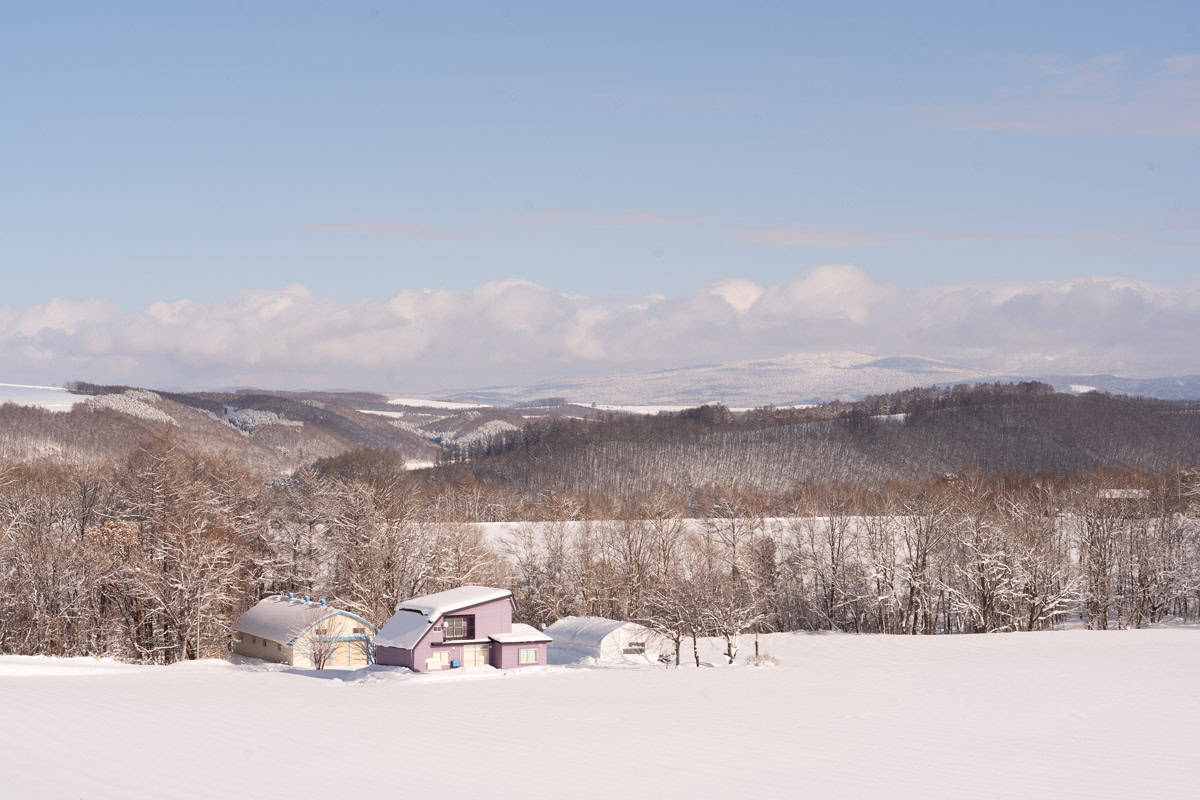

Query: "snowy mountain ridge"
left=440, top=351, right=1200, bottom=406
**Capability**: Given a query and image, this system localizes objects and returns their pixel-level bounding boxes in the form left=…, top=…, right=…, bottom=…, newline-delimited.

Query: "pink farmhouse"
left=374, top=586, right=551, bottom=672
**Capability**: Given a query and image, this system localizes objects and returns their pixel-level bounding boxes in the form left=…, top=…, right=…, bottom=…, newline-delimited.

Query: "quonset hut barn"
left=544, top=616, right=667, bottom=664
left=234, top=595, right=375, bottom=669
left=374, top=586, right=550, bottom=672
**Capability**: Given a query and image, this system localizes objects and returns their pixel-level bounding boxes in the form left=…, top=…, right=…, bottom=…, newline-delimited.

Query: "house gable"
left=376, top=586, right=534, bottom=672
left=375, top=586, right=515, bottom=651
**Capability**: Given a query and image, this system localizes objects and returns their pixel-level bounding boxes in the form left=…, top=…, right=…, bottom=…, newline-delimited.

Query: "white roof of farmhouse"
left=394, top=586, right=513, bottom=620
left=235, top=595, right=371, bottom=645
left=376, top=586, right=514, bottom=650
left=490, top=623, right=552, bottom=644
left=374, top=610, right=431, bottom=650
left=544, top=616, right=643, bottom=644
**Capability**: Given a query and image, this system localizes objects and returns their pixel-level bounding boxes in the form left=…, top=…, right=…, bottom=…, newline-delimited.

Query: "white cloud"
left=708, top=279, right=764, bottom=314
left=2, top=268, right=1198, bottom=391
left=1, top=298, right=119, bottom=337
left=753, top=265, right=887, bottom=325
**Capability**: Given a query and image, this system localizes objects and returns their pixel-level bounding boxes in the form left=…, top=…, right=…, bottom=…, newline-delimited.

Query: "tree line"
left=2, top=438, right=1197, bottom=664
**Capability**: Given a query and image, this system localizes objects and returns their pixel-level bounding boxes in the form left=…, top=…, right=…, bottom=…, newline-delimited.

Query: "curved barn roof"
left=235, top=596, right=372, bottom=645
left=544, top=616, right=642, bottom=647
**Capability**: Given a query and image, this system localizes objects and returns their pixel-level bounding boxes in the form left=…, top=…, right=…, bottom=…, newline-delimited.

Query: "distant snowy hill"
left=6, top=359, right=1198, bottom=473
left=443, top=352, right=1200, bottom=406
left=0, top=383, right=609, bottom=472
left=1029, top=373, right=1200, bottom=401
left=447, top=352, right=986, bottom=406
left=0, top=384, right=440, bottom=473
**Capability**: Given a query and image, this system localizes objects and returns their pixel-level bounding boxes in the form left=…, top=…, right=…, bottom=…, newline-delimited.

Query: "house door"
left=462, top=644, right=489, bottom=668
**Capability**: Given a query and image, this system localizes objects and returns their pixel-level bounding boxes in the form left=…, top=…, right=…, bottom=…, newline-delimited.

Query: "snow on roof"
left=373, top=609, right=432, bottom=650
left=490, top=623, right=552, bottom=644
left=394, top=586, right=512, bottom=619
left=376, top=586, right=514, bottom=650
left=544, top=616, right=639, bottom=645
left=235, top=596, right=368, bottom=645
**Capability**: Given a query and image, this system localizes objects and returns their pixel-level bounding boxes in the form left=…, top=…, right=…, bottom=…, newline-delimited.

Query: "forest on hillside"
left=442, top=383, right=1200, bottom=497
left=2, top=382, right=1199, bottom=664
left=2, top=431, right=1198, bottom=664
left=0, top=386, right=438, bottom=473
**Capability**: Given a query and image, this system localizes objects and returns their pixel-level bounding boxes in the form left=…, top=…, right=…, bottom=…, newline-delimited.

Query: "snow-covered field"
left=387, top=396, right=490, bottom=409
left=0, top=384, right=177, bottom=425
left=593, top=402, right=816, bottom=414
left=0, top=382, right=83, bottom=412
left=2, top=628, right=1197, bottom=799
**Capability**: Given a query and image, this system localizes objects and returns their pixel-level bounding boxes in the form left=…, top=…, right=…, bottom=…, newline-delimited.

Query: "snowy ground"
left=0, top=382, right=83, bottom=412
left=593, top=402, right=815, bottom=414
left=1, top=628, right=1197, bottom=799
left=386, top=396, right=490, bottom=409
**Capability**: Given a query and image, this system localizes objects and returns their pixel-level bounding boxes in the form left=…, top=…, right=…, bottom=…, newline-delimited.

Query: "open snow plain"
left=1, top=628, right=1197, bottom=799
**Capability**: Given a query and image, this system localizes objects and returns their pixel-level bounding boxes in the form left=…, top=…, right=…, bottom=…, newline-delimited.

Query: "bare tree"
left=292, top=604, right=339, bottom=670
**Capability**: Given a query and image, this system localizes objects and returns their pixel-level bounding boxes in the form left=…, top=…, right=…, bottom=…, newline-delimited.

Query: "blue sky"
left=2, top=2, right=1199, bottom=390
left=4, top=1, right=1199, bottom=309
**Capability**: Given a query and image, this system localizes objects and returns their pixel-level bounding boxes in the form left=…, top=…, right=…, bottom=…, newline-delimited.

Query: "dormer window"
left=442, top=615, right=474, bottom=640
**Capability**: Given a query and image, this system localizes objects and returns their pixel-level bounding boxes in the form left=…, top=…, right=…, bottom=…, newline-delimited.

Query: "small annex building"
left=544, top=616, right=667, bottom=665
left=234, top=594, right=376, bottom=669
left=374, top=586, right=551, bottom=672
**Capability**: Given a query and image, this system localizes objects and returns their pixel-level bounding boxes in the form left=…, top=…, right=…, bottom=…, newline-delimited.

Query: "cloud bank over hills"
left=2, top=266, right=1197, bottom=394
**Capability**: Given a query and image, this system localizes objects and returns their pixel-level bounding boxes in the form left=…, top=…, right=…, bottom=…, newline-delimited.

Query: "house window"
left=442, top=615, right=474, bottom=640
left=623, top=642, right=646, bottom=654
left=352, top=627, right=365, bottom=634
left=518, top=648, right=538, bottom=665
